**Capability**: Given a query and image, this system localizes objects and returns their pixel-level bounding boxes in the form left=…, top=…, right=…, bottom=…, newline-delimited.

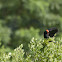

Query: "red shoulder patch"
left=46, top=30, right=49, bottom=33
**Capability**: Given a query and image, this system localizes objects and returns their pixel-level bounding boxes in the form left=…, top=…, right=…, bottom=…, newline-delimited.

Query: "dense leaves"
left=0, top=38, right=62, bottom=62
left=0, top=0, right=62, bottom=48
left=0, top=0, right=62, bottom=61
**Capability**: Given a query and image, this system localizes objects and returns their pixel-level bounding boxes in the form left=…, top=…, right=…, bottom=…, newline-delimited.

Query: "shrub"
left=11, top=27, right=40, bottom=52
left=0, top=20, right=11, bottom=45
left=0, top=37, right=62, bottom=62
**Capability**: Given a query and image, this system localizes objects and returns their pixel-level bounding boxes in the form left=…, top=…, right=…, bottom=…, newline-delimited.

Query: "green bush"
left=0, top=0, right=62, bottom=49
left=0, top=37, right=62, bottom=62
left=0, top=20, right=11, bottom=45
left=11, top=27, right=40, bottom=52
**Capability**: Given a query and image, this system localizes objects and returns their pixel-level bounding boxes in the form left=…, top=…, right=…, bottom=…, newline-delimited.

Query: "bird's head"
left=46, top=30, right=49, bottom=33
left=44, top=29, right=49, bottom=38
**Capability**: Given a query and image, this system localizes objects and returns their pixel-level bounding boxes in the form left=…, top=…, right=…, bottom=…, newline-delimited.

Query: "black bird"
left=44, top=27, right=58, bottom=38
left=41, top=27, right=58, bottom=51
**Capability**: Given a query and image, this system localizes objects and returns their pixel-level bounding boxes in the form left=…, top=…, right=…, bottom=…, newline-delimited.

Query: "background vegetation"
left=0, top=0, right=62, bottom=62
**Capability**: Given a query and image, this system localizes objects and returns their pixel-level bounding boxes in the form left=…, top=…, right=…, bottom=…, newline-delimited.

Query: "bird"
left=44, top=27, right=58, bottom=42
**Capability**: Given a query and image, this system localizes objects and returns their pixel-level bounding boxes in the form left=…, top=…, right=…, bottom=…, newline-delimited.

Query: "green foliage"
left=0, top=0, right=62, bottom=61
left=27, top=37, right=62, bottom=62
left=0, top=0, right=62, bottom=48
left=0, top=45, right=12, bottom=62
left=0, top=38, right=62, bottom=62
left=11, top=27, right=40, bottom=52
left=12, top=44, right=25, bottom=62
left=0, top=20, right=11, bottom=45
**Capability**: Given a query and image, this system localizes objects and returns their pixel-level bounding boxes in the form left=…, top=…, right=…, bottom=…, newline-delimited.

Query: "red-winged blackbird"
left=44, top=27, right=58, bottom=38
